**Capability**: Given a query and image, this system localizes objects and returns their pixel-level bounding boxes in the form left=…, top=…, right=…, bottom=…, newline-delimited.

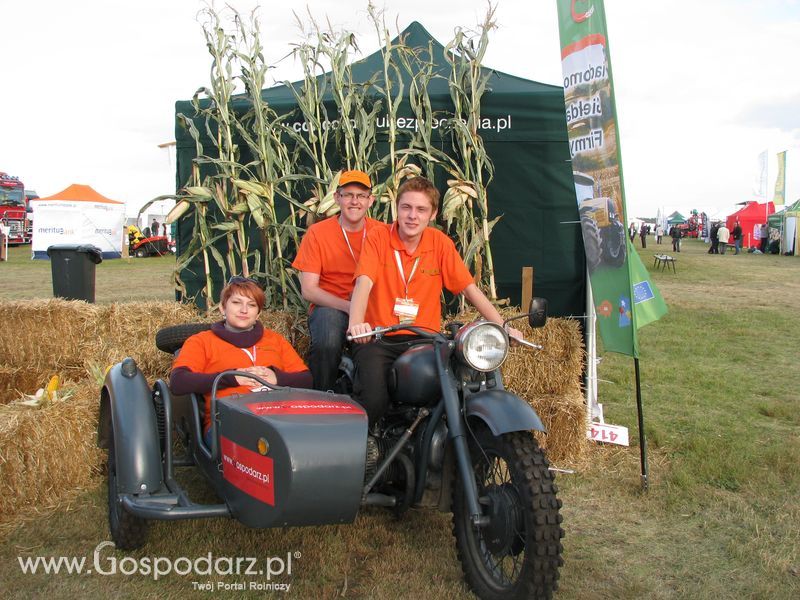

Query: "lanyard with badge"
left=393, top=249, right=420, bottom=322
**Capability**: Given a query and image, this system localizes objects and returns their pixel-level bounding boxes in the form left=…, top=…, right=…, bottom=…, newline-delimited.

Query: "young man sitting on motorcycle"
left=347, top=176, right=522, bottom=425
left=292, top=170, right=388, bottom=392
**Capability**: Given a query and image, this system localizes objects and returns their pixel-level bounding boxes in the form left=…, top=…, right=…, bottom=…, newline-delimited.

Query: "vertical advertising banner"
left=556, top=0, right=666, bottom=356
left=773, top=151, right=786, bottom=206
left=755, top=150, right=768, bottom=198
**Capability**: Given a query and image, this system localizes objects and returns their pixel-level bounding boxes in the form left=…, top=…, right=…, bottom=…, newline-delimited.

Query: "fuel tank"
left=389, top=344, right=441, bottom=406
left=216, top=388, right=367, bottom=528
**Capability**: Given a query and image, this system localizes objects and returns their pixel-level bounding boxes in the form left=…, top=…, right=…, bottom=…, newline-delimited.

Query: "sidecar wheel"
left=108, top=429, right=149, bottom=550
left=452, top=426, right=563, bottom=600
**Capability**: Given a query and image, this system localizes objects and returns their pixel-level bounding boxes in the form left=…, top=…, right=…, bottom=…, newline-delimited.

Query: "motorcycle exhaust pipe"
left=362, top=493, right=397, bottom=507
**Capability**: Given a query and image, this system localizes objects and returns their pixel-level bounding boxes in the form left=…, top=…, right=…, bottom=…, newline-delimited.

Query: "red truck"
left=0, top=172, right=32, bottom=244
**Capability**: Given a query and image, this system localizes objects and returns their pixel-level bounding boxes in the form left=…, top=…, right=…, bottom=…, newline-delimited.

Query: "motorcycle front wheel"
left=452, top=426, right=564, bottom=600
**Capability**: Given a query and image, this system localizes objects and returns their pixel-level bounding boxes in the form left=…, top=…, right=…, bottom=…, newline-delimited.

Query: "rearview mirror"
left=528, top=297, right=548, bottom=329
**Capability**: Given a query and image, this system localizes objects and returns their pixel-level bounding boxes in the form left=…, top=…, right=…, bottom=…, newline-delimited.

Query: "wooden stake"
left=521, top=266, right=534, bottom=310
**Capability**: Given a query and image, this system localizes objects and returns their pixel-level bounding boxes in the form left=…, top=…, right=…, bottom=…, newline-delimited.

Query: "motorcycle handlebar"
left=347, top=322, right=543, bottom=350
left=514, top=337, right=543, bottom=350
left=346, top=322, right=438, bottom=342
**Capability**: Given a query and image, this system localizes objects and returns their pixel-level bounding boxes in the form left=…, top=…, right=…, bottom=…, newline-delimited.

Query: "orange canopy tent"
left=36, top=184, right=124, bottom=204
left=31, top=184, right=126, bottom=259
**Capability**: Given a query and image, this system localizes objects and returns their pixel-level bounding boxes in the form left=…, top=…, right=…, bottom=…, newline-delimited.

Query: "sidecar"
left=97, top=347, right=368, bottom=549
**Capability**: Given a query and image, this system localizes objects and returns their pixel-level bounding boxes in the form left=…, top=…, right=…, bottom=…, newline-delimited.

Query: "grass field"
left=1, top=239, right=798, bottom=598
left=0, top=245, right=176, bottom=303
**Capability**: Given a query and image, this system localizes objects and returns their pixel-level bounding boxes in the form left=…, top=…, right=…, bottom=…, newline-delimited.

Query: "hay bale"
left=528, top=390, right=588, bottom=464
left=501, top=317, right=585, bottom=397
left=0, top=300, right=99, bottom=376
left=0, top=379, right=103, bottom=529
left=92, top=301, right=210, bottom=383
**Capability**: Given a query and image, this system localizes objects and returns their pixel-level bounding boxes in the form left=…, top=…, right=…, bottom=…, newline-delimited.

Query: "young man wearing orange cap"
left=292, top=170, right=387, bottom=391
left=347, top=176, right=521, bottom=425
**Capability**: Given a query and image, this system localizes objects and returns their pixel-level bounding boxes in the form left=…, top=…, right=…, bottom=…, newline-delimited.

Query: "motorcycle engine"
left=363, top=429, right=408, bottom=486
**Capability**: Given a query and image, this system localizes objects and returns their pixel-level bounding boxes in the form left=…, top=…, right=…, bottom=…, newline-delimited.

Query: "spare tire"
left=155, top=323, right=212, bottom=354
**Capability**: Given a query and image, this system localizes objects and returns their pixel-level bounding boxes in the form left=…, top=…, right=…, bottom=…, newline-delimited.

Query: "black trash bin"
left=47, top=244, right=103, bottom=303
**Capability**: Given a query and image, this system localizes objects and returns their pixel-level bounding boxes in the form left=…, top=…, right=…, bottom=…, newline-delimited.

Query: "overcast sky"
left=2, top=0, right=798, bottom=220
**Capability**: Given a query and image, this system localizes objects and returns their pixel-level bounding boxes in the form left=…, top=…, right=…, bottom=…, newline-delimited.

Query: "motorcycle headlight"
left=455, top=321, right=509, bottom=372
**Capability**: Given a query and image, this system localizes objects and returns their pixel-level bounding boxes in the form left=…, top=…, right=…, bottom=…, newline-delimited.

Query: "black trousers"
left=350, top=335, right=422, bottom=425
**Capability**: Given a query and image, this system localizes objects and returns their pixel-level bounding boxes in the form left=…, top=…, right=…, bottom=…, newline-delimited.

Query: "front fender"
left=100, top=358, right=164, bottom=495
left=465, top=389, right=546, bottom=435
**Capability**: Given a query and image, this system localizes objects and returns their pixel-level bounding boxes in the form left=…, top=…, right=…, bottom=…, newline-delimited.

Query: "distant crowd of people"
left=707, top=220, right=742, bottom=255
left=628, top=222, right=670, bottom=250
left=627, top=216, right=785, bottom=257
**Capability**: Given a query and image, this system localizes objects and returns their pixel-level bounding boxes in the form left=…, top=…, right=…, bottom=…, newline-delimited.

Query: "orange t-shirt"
left=172, top=328, right=308, bottom=431
left=354, top=225, right=474, bottom=333
left=292, top=216, right=386, bottom=307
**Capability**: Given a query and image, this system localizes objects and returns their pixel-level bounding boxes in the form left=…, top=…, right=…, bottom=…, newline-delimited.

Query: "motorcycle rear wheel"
left=452, top=426, right=563, bottom=600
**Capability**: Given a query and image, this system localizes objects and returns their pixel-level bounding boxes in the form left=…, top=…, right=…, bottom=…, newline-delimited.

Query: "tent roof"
left=34, top=184, right=124, bottom=204
left=258, top=21, right=559, bottom=104
left=784, top=199, right=800, bottom=213
left=728, top=201, right=773, bottom=219
left=768, top=199, right=800, bottom=226
left=177, top=21, right=566, bottom=145
left=667, top=211, right=686, bottom=224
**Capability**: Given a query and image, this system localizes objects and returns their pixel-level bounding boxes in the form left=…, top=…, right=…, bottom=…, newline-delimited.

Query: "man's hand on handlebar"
left=504, top=325, right=543, bottom=350
left=347, top=322, right=374, bottom=344
left=505, top=326, right=524, bottom=344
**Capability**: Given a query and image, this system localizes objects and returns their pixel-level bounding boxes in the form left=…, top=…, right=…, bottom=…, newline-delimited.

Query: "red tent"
left=726, top=201, right=775, bottom=248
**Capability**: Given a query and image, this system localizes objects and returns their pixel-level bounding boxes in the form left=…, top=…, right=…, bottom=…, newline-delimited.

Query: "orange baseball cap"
left=338, top=169, right=371, bottom=188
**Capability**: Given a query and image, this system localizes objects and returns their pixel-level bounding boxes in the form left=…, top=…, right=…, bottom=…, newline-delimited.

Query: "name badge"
left=393, top=297, right=419, bottom=321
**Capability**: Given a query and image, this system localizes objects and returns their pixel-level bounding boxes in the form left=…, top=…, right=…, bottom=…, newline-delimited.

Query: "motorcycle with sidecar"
left=97, top=298, right=564, bottom=599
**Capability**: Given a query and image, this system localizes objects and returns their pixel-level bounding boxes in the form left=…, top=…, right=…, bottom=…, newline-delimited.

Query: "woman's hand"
left=235, top=366, right=277, bottom=387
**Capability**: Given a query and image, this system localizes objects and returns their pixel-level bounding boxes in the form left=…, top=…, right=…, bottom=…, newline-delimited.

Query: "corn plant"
left=442, top=6, right=499, bottom=300
left=170, top=3, right=501, bottom=313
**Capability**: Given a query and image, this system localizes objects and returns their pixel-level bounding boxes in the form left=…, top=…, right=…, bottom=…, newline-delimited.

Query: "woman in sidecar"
left=169, top=277, right=312, bottom=445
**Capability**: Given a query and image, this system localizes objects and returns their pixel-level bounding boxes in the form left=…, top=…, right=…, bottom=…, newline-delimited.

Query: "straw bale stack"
left=0, top=300, right=100, bottom=380
left=528, top=390, right=588, bottom=463
left=0, top=378, right=103, bottom=529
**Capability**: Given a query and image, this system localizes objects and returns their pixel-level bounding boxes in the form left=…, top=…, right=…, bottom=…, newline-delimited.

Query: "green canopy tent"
left=174, top=22, right=585, bottom=315
left=768, top=199, right=800, bottom=255
left=666, top=211, right=686, bottom=225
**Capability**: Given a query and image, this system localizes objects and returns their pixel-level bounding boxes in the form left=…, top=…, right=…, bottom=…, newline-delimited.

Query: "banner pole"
left=634, top=357, right=649, bottom=490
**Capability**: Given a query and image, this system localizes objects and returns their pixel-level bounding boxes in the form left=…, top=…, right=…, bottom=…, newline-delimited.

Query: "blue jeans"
left=308, top=306, right=349, bottom=392
left=734, top=239, right=742, bottom=254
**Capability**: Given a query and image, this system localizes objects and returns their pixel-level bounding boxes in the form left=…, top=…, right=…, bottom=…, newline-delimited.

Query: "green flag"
left=556, top=0, right=667, bottom=357
left=773, top=151, right=786, bottom=206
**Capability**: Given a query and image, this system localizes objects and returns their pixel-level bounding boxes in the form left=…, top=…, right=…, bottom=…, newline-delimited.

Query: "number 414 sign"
left=587, top=422, right=629, bottom=446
